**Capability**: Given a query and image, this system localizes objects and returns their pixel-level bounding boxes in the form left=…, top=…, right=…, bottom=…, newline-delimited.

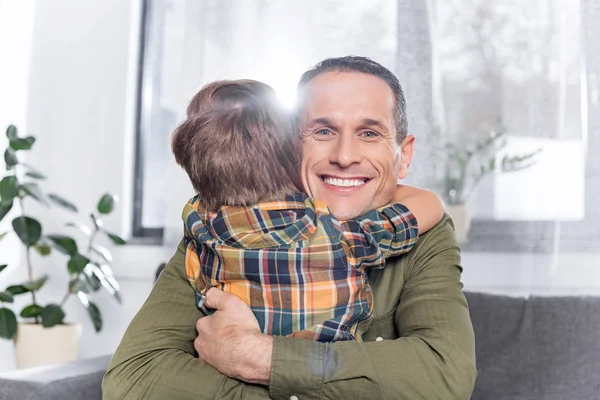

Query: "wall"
left=0, top=0, right=169, bottom=372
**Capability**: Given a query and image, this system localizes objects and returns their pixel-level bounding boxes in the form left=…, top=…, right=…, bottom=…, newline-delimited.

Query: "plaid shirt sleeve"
left=337, top=203, right=419, bottom=269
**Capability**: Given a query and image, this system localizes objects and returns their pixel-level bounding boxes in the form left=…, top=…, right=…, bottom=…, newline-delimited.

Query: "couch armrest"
left=0, top=355, right=111, bottom=400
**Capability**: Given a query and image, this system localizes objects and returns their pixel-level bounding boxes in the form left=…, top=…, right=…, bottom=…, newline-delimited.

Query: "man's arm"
left=268, top=215, right=477, bottom=400
left=102, top=243, right=269, bottom=400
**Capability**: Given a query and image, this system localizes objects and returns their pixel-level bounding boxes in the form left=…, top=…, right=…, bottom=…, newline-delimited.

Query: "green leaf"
left=91, top=245, right=112, bottom=263
left=70, top=275, right=93, bottom=294
left=83, top=267, right=102, bottom=292
left=20, top=183, right=50, bottom=206
left=34, top=243, right=52, bottom=256
left=6, top=285, right=29, bottom=295
left=93, top=264, right=122, bottom=303
left=0, top=307, right=18, bottom=339
left=97, top=193, right=117, bottom=215
left=106, top=232, right=126, bottom=246
left=12, top=216, right=42, bottom=247
left=47, top=235, right=78, bottom=256
left=0, top=264, right=7, bottom=274
left=48, top=194, right=78, bottom=213
left=0, top=291, right=14, bottom=303
left=0, top=232, right=8, bottom=242
left=20, top=304, right=43, bottom=318
left=0, top=201, right=13, bottom=223
left=6, top=125, right=18, bottom=140
left=68, top=253, right=90, bottom=275
left=77, top=293, right=102, bottom=332
left=22, top=275, right=48, bottom=291
left=4, top=148, right=18, bottom=168
left=25, top=170, right=46, bottom=180
left=66, top=222, right=91, bottom=236
left=41, top=304, right=65, bottom=328
left=1, top=176, right=19, bottom=205
left=9, top=136, right=35, bottom=151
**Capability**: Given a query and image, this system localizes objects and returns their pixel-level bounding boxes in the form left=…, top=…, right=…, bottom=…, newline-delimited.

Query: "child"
left=171, top=80, right=444, bottom=342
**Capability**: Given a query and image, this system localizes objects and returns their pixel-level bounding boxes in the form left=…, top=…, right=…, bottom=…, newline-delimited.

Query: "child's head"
left=171, top=79, right=302, bottom=211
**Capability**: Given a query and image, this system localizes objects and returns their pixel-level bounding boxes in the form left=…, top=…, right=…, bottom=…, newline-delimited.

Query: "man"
left=103, top=56, right=476, bottom=400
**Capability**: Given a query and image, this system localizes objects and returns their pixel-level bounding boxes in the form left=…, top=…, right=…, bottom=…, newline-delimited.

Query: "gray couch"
left=1, top=292, right=599, bottom=400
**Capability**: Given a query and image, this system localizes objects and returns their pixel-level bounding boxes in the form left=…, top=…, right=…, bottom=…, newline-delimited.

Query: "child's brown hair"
left=171, top=80, right=302, bottom=211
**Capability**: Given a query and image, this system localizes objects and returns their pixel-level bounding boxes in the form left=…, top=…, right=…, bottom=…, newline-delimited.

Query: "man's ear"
left=398, top=134, right=415, bottom=180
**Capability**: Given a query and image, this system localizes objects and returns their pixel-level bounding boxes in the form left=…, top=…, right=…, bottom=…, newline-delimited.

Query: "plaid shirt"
left=183, top=193, right=418, bottom=342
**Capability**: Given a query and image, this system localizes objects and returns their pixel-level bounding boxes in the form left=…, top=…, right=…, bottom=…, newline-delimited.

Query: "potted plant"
left=441, top=127, right=541, bottom=243
left=0, top=125, right=125, bottom=368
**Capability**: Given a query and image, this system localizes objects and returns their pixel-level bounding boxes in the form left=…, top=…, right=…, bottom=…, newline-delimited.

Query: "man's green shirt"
left=103, top=214, right=476, bottom=399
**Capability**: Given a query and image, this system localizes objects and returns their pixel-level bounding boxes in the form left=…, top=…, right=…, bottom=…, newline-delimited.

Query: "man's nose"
left=329, top=133, right=361, bottom=167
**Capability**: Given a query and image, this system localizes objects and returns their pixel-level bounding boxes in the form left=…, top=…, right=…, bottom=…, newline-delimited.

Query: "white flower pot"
left=14, top=323, right=82, bottom=369
left=446, top=204, right=471, bottom=244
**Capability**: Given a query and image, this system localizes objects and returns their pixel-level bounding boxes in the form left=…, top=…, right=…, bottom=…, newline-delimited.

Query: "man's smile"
left=319, top=175, right=373, bottom=192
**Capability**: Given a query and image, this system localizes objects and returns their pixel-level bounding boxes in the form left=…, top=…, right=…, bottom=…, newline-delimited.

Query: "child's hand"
left=393, top=185, right=445, bottom=235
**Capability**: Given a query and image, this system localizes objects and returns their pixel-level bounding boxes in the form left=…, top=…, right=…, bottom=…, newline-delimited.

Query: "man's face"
left=299, top=71, right=414, bottom=220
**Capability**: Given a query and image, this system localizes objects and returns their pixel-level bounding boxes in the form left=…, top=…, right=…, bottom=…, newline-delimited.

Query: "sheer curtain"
left=431, top=0, right=599, bottom=295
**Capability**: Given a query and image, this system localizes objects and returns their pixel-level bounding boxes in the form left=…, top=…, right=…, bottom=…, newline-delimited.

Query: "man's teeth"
left=323, top=177, right=366, bottom=187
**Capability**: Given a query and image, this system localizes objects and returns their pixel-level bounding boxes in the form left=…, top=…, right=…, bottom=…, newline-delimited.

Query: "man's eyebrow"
left=305, top=117, right=335, bottom=128
left=360, top=118, right=387, bottom=131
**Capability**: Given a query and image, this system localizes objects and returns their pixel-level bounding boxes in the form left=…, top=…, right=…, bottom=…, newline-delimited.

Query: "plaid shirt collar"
left=184, top=193, right=333, bottom=249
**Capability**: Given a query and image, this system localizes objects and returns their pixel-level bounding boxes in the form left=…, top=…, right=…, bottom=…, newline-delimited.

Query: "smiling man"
left=103, top=56, right=476, bottom=400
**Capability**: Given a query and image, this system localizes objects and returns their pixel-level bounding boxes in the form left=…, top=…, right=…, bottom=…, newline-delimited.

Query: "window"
left=132, top=0, right=429, bottom=241
left=432, top=0, right=598, bottom=252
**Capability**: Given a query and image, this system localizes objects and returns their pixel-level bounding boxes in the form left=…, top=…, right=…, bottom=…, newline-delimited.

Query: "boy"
left=172, top=80, right=444, bottom=342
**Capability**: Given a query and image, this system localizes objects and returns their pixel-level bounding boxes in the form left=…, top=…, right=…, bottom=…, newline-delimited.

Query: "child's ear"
left=397, top=135, right=415, bottom=180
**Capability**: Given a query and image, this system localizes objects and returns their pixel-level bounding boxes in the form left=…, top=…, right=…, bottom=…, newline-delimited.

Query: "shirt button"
left=290, top=396, right=299, bottom=400
left=375, top=336, right=384, bottom=342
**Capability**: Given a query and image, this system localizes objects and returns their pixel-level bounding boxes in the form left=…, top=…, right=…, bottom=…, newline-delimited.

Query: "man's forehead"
left=299, top=72, right=396, bottom=121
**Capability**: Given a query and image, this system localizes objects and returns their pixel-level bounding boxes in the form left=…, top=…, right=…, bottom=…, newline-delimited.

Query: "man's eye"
left=362, top=131, right=379, bottom=138
left=315, top=129, right=332, bottom=136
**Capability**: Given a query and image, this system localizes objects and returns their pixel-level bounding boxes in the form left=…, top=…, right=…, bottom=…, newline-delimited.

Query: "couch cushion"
left=0, top=355, right=111, bottom=400
left=465, top=291, right=600, bottom=400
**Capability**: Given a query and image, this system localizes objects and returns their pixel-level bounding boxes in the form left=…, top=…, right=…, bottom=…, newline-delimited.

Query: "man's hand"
left=194, top=288, right=273, bottom=385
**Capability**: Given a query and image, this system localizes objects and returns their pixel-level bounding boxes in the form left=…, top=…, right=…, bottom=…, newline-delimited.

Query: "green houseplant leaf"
left=0, top=264, right=7, bottom=274
left=20, top=183, right=50, bottom=207
left=12, top=216, right=42, bottom=247
left=25, top=170, right=46, bottom=180
left=66, top=222, right=91, bottom=236
left=23, top=275, right=48, bottom=291
left=20, top=304, right=43, bottom=318
left=47, top=235, right=78, bottom=256
left=4, top=148, right=18, bottom=168
left=77, top=292, right=102, bottom=332
left=48, top=194, right=78, bottom=213
left=106, top=231, right=126, bottom=245
left=0, top=176, right=19, bottom=205
left=0, top=308, right=18, bottom=339
left=34, top=242, right=52, bottom=256
left=41, top=304, right=65, bottom=328
left=6, top=125, right=18, bottom=140
left=6, top=285, right=29, bottom=295
left=92, top=264, right=122, bottom=303
left=0, top=291, right=14, bottom=303
left=97, top=194, right=116, bottom=215
left=9, top=136, right=36, bottom=151
left=68, top=253, right=90, bottom=275
left=0, top=201, right=13, bottom=223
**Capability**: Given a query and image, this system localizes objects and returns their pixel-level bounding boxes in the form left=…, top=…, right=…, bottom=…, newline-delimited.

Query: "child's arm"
left=393, top=184, right=445, bottom=235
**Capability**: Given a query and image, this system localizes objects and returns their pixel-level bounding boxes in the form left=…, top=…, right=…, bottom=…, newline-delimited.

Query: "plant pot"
left=14, top=323, right=82, bottom=369
left=446, top=204, right=471, bottom=244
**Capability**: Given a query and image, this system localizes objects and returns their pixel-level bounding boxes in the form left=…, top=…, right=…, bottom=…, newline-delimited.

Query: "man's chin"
left=327, top=204, right=368, bottom=221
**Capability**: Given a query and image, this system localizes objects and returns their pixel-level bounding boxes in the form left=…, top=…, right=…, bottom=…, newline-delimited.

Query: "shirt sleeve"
left=102, top=240, right=270, bottom=400
left=338, top=203, right=419, bottom=269
left=268, top=215, right=477, bottom=400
